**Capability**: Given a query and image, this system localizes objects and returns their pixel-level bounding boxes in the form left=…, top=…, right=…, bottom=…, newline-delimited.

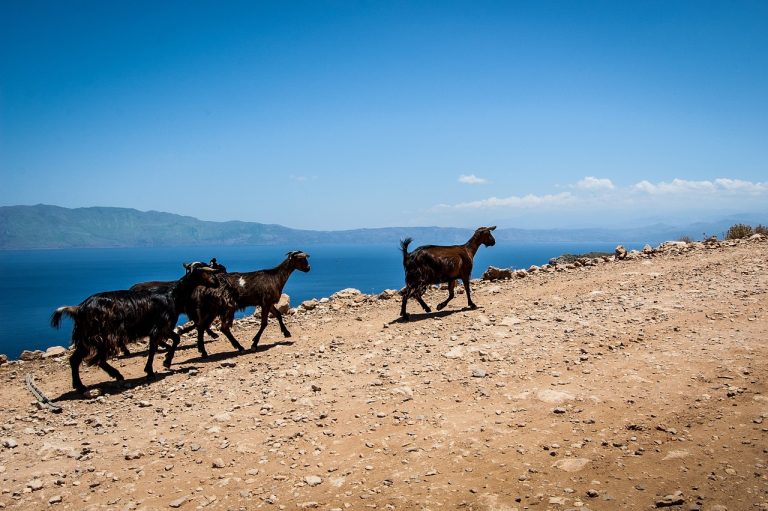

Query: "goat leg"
left=97, top=357, right=125, bottom=382
left=195, top=326, right=209, bottom=358
left=119, top=341, right=131, bottom=357
left=271, top=305, right=291, bottom=338
left=462, top=276, right=478, bottom=309
left=415, top=294, right=432, bottom=313
left=144, top=335, right=160, bottom=378
left=70, top=345, right=88, bottom=394
left=250, top=307, right=269, bottom=349
left=400, top=289, right=411, bottom=319
left=436, top=280, right=456, bottom=311
left=163, top=332, right=182, bottom=368
left=219, top=313, right=244, bottom=351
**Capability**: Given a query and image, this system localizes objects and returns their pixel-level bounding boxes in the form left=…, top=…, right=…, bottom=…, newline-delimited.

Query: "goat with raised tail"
left=51, top=262, right=219, bottom=394
left=162, top=251, right=310, bottom=367
left=399, top=226, right=496, bottom=320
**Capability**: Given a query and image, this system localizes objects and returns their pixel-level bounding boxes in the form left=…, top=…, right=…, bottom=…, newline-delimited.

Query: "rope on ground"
left=25, top=373, right=62, bottom=413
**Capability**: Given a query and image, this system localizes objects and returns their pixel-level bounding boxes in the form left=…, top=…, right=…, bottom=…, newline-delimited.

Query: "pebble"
left=48, top=495, right=63, bottom=505
left=212, top=458, right=226, bottom=468
left=1, top=439, right=17, bottom=449
left=168, top=496, right=187, bottom=508
left=304, top=475, right=322, bottom=487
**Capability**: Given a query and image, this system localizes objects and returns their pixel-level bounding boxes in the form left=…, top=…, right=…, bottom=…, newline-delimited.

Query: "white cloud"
left=458, top=174, right=489, bottom=185
left=575, top=176, right=615, bottom=190
left=633, top=178, right=768, bottom=195
left=441, top=192, right=574, bottom=210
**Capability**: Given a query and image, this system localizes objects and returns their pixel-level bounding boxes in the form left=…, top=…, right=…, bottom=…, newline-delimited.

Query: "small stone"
left=48, top=495, right=63, bottom=505
left=169, top=496, right=187, bottom=508
left=138, top=400, right=152, bottom=408
left=553, top=407, right=567, bottom=414
left=2, top=438, right=18, bottom=449
left=212, top=458, right=226, bottom=468
left=304, top=475, right=322, bottom=487
left=27, top=479, right=44, bottom=491
left=471, top=368, right=487, bottom=378
left=586, top=489, right=599, bottom=498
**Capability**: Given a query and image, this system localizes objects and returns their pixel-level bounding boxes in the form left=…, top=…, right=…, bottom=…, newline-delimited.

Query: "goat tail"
left=400, top=237, right=413, bottom=266
left=51, top=306, right=78, bottom=329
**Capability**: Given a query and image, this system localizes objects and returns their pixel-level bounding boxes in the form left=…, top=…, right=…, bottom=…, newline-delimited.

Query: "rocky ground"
left=0, top=237, right=766, bottom=511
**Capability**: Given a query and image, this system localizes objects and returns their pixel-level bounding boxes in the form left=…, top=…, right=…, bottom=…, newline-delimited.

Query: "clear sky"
left=1, top=1, right=767, bottom=230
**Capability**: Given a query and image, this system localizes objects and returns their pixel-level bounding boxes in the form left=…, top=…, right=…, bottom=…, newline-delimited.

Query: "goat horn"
left=489, top=226, right=497, bottom=231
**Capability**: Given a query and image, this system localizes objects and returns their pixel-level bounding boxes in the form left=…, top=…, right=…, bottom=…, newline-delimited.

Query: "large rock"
left=43, top=346, right=68, bottom=358
left=0, top=354, right=7, bottom=365
left=300, top=299, right=319, bottom=311
left=615, top=245, right=628, bottom=260
left=19, top=350, right=43, bottom=361
left=272, top=294, right=291, bottom=315
left=378, top=289, right=400, bottom=300
left=482, top=266, right=513, bottom=281
left=331, top=288, right=361, bottom=300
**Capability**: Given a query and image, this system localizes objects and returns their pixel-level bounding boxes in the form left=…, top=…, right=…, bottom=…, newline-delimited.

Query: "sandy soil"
left=1, top=237, right=766, bottom=511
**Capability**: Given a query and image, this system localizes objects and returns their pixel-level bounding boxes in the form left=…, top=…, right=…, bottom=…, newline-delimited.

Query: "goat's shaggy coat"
left=51, top=263, right=218, bottom=393
left=400, top=226, right=496, bottom=319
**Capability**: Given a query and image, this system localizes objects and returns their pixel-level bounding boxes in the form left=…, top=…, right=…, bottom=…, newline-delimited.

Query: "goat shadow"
left=54, top=371, right=173, bottom=402
left=179, top=340, right=295, bottom=365
left=390, top=306, right=479, bottom=324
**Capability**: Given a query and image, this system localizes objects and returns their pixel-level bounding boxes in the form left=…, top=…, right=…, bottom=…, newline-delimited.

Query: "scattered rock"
left=553, top=458, right=590, bottom=472
left=19, top=350, right=43, bottom=361
left=655, top=491, right=685, bottom=507
left=615, top=245, right=628, bottom=260
left=483, top=266, right=513, bottom=281
left=168, top=496, right=187, bottom=508
left=304, top=475, right=322, bottom=487
left=43, top=346, right=67, bottom=358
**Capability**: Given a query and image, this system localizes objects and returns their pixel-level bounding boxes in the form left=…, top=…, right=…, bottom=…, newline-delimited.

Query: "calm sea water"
left=0, top=241, right=639, bottom=358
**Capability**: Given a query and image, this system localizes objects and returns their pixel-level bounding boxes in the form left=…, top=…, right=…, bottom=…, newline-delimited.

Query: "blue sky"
left=1, top=1, right=767, bottom=230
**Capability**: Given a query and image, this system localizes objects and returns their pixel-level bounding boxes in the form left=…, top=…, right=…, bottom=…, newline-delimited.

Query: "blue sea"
left=0, top=242, right=640, bottom=359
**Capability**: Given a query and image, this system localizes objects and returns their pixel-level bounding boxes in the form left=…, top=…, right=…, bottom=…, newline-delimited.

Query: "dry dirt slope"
left=0, top=238, right=767, bottom=511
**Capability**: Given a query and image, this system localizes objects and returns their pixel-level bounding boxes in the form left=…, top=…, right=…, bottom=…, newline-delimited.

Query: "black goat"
left=130, top=258, right=226, bottom=348
left=51, top=262, right=219, bottom=393
left=400, top=226, right=496, bottom=320
left=163, top=251, right=310, bottom=366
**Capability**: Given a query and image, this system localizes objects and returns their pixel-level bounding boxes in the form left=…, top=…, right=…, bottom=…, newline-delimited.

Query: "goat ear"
left=183, top=262, right=191, bottom=270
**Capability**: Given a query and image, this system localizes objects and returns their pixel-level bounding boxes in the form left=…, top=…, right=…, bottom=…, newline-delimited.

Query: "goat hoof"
left=209, top=332, right=219, bottom=339
left=235, top=345, right=245, bottom=352
left=436, top=303, right=446, bottom=311
left=469, top=304, right=478, bottom=310
left=250, top=342, right=259, bottom=350
left=283, top=331, right=291, bottom=338
left=200, top=351, right=208, bottom=359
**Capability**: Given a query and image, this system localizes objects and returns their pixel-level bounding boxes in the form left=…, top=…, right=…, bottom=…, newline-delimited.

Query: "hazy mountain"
left=0, top=204, right=764, bottom=250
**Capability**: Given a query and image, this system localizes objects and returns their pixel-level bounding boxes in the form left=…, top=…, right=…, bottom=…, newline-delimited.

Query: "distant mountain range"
left=0, top=204, right=764, bottom=250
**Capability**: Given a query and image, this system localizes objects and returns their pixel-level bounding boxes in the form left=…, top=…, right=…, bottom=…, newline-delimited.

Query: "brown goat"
left=400, top=226, right=496, bottom=320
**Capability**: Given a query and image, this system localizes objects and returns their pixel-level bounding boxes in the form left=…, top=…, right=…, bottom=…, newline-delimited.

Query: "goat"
left=51, top=262, right=219, bottom=393
left=130, top=258, right=225, bottom=348
left=163, top=251, right=310, bottom=366
left=399, top=226, right=496, bottom=320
